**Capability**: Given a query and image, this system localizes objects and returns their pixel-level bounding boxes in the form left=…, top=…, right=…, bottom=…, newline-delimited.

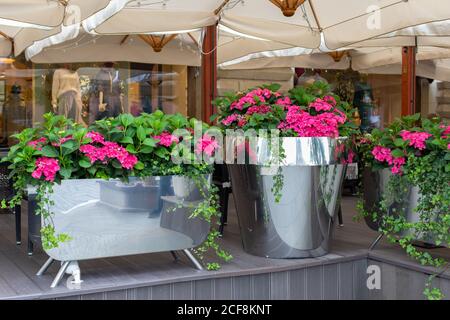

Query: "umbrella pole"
left=401, top=46, right=417, bottom=116
left=201, top=25, right=217, bottom=124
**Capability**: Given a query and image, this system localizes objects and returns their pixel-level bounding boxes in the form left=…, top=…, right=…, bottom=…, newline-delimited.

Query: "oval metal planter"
left=34, top=175, right=211, bottom=287
left=227, top=137, right=347, bottom=258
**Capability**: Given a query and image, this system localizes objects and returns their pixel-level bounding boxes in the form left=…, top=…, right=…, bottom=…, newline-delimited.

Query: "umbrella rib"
left=307, top=0, right=323, bottom=32
left=215, top=0, right=232, bottom=15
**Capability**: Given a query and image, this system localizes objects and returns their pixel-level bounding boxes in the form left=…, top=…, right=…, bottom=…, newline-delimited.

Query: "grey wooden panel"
left=214, top=278, right=233, bottom=300
left=194, top=279, right=213, bottom=300
left=233, top=276, right=252, bottom=300
left=270, top=272, right=289, bottom=300
left=81, top=292, right=105, bottom=300
left=395, top=265, right=426, bottom=300
left=353, top=259, right=368, bottom=300
left=306, top=266, right=323, bottom=300
left=172, top=281, right=193, bottom=300
left=135, top=287, right=150, bottom=300
left=323, top=264, right=338, bottom=300
left=151, top=284, right=172, bottom=300
left=366, top=261, right=382, bottom=300
left=379, top=262, right=397, bottom=300
left=338, top=261, right=354, bottom=300
left=252, top=274, right=270, bottom=300
left=105, top=290, right=127, bottom=300
left=288, top=269, right=306, bottom=300
left=56, top=295, right=81, bottom=300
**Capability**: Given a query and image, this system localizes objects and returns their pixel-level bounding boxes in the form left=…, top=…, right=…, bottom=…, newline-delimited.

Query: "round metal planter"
left=362, top=168, right=444, bottom=246
left=227, top=137, right=347, bottom=258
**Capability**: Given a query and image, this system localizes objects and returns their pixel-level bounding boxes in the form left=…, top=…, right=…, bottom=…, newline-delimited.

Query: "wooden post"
left=401, top=46, right=416, bottom=116
left=201, top=25, right=217, bottom=124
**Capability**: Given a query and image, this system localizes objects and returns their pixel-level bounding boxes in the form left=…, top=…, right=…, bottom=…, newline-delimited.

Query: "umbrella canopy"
left=0, top=0, right=113, bottom=28
left=82, top=0, right=450, bottom=49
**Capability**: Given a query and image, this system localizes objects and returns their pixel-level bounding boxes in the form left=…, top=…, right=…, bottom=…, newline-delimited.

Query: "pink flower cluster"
left=51, top=135, right=72, bottom=147
left=246, top=105, right=271, bottom=115
left=441, top=125, right=450, bottom=139
left=309, top=97, right=335, bottom=112
left=371, top=146, right=405, bottom=175
left=278, top=105, right=346, bottom=138
left=275, top=97, right=292, bottom=108
left=230, top=88, right=275, bottom=110
left=399, top=130, right=432, bottom=150
left=195, top=134, right=219, bottom=157
left=86, top=131, right=105, bottom=144
left=153, top=131, right=179, bottom=147
left=31, top=157, right=60, bottom=182
left=80, top=132, right=138, bottom=170
left=28, top=137, right=47, bottom=150
left=221, top=114, right=247, bottom=127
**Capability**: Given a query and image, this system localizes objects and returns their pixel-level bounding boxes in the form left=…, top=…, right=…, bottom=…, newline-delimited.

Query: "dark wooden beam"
left=201, top=25, right=217, bottom=124
left=401, top=46, right=417, bottom=116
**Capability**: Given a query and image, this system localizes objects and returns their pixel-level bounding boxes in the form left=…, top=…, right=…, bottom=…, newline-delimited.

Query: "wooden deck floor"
left=0, top=196, right=448, bottom=300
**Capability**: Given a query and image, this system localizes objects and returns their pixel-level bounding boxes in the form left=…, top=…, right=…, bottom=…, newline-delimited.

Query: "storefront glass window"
left=0, top=59, right=189, bottom=147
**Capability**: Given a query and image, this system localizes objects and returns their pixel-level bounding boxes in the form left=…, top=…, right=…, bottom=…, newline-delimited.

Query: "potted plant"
left=214, top=81, right=358, bottom=258
left=1, top=111, right=232, bottom=287
left=358, top=113, right=450, bottom=299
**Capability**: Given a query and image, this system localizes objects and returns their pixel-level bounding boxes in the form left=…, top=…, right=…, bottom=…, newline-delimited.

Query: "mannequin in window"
left=52, top=65, right=84, bottom=124
left=2, top=84, right=27, bottom=145
left=89, top=62, right=123, bottom=124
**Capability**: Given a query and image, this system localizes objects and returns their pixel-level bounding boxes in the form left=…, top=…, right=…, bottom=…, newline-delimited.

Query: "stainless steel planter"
left=228, top=137, right=347, bottom=258
left=363, top=168, right=444, bottom=245
left=35, top=175, right=211, bottom=287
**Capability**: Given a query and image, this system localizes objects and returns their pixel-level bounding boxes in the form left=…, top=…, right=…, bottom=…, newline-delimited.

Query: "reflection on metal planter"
left=34, top=175, right=211, bottom=287
left=363, top=168, right=444, bottom=246
left=228, top=137, right=347, bottom=258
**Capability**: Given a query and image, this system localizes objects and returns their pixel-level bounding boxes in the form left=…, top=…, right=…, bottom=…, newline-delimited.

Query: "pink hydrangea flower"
left=80, top=141, right=137, bottom=170
left=51, top=135, right=72, bottom=147
left=246, top=105, right=271, bottom=115
left=86, top=131, right=105, bottom=144
left=237, top=115, right=248, bottom=127
left=31, top=157, right=60, bottom=182
left=371, top=146, right=405, bottom=175
left=275, top=97, right=292, bottom=108
left=28, top=137, right=47, bottom=150
left=323, top=95, right=337, bottom=106
left=399, top=130, right=432, bottom=150
left=372, top=146, right=393, bottom=163
left=441, top=125, right=450, bottom=139
left=195, top=134, right=219, bottom=157
left=221, top=114, right=238, bottom=126
left=278, top=105, right=345, bottom=137
left=153, top=132, right=179, bottom=147
left=230, top=88, right=274, bottom=110
left=309, top=98, right=334, bottom=112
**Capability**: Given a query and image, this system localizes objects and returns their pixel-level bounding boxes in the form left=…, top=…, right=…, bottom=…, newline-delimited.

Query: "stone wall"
left=436, top=82, right=450, bottom=120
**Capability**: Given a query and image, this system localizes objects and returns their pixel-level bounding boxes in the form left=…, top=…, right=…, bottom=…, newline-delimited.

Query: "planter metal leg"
left=182, top=249, right=204, bottom=271
left=50, top=261, right=70, bottom=288
left=170, top=251, right=179, bottom=261
left=337, top=205, right=344, bottom=227
left=14, top=205, right=21, bottom=245
left=36, top=257, right=54, bottom=276
left=369, top=233, right=384, bottom=251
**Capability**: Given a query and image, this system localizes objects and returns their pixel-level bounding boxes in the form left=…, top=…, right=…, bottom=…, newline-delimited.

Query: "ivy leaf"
left=41, top=145, right=59, bottom=158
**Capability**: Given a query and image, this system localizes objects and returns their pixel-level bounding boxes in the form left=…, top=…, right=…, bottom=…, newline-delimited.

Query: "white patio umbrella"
left=0, top=0, right=113, bottom=28
left=82, top=0, right=450, bottom=50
